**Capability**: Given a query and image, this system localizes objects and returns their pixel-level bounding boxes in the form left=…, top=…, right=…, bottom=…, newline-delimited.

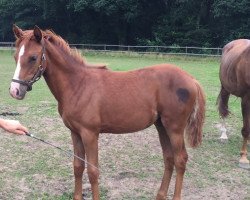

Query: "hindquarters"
left=219, top=39, right=250, bottom=96
left=154, top=70, right=205, bottom=199
left=217, top=39, right=250, bottom=118
left=156, top=65, right=205, bottom=148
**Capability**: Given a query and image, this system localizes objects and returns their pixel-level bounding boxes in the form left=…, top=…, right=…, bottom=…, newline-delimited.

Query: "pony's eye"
left=29, top=55, right=37, bottom=62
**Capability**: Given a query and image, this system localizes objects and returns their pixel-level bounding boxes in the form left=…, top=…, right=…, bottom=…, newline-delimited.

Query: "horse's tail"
left=216, top=85, right=230, bottom=118
left=186, top=80, right=206, bottom=148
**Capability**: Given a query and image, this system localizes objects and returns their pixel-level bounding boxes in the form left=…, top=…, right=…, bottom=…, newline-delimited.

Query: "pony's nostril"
left=16, top=88, right=20, bottom=96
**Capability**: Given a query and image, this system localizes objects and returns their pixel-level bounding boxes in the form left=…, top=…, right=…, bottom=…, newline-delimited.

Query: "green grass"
left=0, top=51, right=249, bottom=200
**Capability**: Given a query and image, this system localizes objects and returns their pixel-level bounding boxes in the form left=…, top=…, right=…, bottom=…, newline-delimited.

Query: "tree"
left=211, top=0, right=250, bottom=45
left=68, top=0, right=166, bottom=44
left=0, top=0, right=249, bottom=47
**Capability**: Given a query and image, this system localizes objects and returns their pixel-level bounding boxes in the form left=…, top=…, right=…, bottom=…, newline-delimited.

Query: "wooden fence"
left=0, top=42, right=222, bottom=57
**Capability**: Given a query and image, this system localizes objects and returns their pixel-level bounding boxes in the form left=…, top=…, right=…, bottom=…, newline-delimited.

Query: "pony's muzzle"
left=9, top=82, right=27, bottom=100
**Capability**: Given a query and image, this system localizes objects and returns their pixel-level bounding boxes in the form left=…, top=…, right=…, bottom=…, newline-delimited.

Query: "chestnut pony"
left=217, top=39, right=250, bottom=169
left=10, top=25, right=205, bottom=200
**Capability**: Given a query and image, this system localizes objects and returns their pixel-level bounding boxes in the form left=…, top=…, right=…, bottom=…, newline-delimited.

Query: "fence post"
left=11, top=42, right=14, bottom=55
left=185, top=46, right=187, bottom=55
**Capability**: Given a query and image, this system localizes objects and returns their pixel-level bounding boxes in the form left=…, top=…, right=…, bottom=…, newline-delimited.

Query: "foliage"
left=0, top=0, right=249, bottom=46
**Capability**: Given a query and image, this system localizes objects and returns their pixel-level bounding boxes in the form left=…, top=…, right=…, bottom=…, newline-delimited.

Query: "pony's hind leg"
left=239, top=138, right=250, bottom=169
left=170, top=133, right=188, bottom=200
left=240, top=95, right=250, bottom=169
left=217, top=85, right=230, bottom=118
left=71, top=131, right=86, bottom=200
left=217, top=86, right=230, bottom=141
left=161, top=118, right=188, bottom=200
left=155, top=119, right=174, bottom=200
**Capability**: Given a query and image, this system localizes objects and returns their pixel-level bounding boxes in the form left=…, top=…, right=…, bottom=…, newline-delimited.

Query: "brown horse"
left=217, top=39, right=250, bottom=169
left=10, top=25, right=205, bottom=200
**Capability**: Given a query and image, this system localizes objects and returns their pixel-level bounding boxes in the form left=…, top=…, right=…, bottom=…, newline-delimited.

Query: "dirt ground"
left=98, top=127, right=249, bottom=200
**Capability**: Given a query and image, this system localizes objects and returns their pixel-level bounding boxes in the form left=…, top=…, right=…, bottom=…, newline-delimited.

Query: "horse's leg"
left=240, top=95, right=250, bottom=169
left=155, top=119, right=174, bottom=200
left=71, top=131, right=85, bottom=200
left=162, top=120, right=187, bottom=200
left=217, top=86, right=230, bottom=141
left=219, top=119, right=228, bottom=141
left=171, top=135, right=187, bottom=200
left=217, top=85, right=230, bottom=119
left=80, top=129, right=100, bottom=200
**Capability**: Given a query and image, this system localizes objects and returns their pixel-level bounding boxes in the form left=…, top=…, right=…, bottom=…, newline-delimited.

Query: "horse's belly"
left=100, top=109, right=158, bottom=133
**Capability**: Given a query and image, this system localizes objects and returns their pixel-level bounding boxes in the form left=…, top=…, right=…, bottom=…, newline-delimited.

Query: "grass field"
left=0, top=50, right=249, bottom=200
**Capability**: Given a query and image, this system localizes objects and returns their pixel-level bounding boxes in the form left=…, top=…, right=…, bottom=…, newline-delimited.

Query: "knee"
left=74, top=162, right=85, bottom=177
left=174, top=153, right=188, bottom=172
left=88, top=167, right=99, bottom=184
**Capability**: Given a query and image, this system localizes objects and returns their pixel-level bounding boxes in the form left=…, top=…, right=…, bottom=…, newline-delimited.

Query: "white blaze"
left=13, top=44, right=25, bottom=79
left=10, top=44, right=26, bottom=98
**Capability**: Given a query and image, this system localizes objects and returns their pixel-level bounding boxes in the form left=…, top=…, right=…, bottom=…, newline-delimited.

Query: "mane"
left=44, top=30, right=86, bottom=65
left=15, top=29, right=86, bottom=65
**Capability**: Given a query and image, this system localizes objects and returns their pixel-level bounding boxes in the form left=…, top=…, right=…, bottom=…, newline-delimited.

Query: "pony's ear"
left=33, top=25, right=42, bottom=42
left=13, top=24, right=23, bottom=39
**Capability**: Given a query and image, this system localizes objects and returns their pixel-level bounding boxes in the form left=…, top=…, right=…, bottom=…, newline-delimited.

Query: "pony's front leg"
left=71, top=131, right=86, bottom=200
left=80, top=129, right=100, bottom=200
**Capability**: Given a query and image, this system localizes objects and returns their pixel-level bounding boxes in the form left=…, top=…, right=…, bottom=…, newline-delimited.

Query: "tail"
left=186, top=81, right=206, bottom=148
left=216, top=85, right=230, bottom=118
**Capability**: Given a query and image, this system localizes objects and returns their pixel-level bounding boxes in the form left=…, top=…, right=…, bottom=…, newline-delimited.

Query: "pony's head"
left=10, top=25, right=45, bottom=100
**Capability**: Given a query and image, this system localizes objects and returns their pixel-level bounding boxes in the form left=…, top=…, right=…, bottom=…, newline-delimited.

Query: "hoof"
left=239, top=162, right=250, bottom=169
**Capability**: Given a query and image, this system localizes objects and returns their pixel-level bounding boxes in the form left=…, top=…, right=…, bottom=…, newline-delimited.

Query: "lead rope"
left=25, top=133, right=99, bottom=171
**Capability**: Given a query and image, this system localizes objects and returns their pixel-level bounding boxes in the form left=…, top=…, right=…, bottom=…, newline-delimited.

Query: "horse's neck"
left=43, top=51, right=86, bottom=103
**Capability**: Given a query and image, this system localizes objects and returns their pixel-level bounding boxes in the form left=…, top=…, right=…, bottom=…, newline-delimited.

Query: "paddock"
left=0, top=51, right=248, bottom=199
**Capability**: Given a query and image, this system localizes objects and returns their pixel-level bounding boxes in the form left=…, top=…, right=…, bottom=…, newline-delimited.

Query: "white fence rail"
left=0, top=42, right=222, bottom=57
